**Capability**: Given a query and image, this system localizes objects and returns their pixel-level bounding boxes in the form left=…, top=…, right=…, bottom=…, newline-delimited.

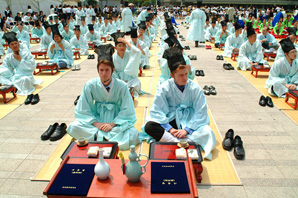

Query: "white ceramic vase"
left=94, top=148, right=110, bottom=180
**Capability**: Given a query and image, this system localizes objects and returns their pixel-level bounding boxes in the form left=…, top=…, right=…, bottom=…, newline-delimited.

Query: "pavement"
left=0, top=20, right=298, bottom=198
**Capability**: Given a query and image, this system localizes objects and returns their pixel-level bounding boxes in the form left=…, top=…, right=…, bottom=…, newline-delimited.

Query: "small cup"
left=77, top=137, right=88, bottom=147
left=179, top=140, right=188, bottom=147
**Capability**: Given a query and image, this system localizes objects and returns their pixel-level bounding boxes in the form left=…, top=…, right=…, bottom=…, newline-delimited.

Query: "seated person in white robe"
left=15, top=21, right=30, bottom=49
left=70, top=25, right=89, bottom=55
left=40, top=21, right=53, bottom=50
left=47, top=24, right=74, bottom=69
left=205, top=19, right=218, bottom=41
left=237, top=26, right=268, bottom=70
left=79, top=16, right=88, bottom=36
left=85, top=24, right=103, bottom=46
left=111, top=32, right=142, bottom=97
left=61, top=20, right=75, bottom=43
left=257, top=26, right=278, bottom=51
left=138, top=22, right=151, bottom=49
left=99, top=15, right=113, bottom=40
left=266, top=38, right=298, bottom=98
left=31, top=20, right=44, bottom=38
left=215, top=21, right=230, bottom=46
left=222, top=22, right=244, bottom=58
left=67, top=44, right=140, bottom=150
left=139, top=47, right=216, bottom=160
left=276, top=27, right=298, bottom=61
left=0, top=32, right=42, bottom=96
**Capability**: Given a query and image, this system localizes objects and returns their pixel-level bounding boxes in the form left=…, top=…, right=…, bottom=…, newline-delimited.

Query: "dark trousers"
left=144, top=120, right=177, bottom=141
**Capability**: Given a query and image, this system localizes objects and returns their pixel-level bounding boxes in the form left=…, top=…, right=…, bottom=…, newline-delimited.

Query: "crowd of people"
left=0, top=1, right=298, bottom=161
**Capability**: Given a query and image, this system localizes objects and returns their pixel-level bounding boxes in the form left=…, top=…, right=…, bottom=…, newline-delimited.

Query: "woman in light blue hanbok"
left=67, top=44, right=140, bottom=150
left=70, top=25, right=89, bottom=55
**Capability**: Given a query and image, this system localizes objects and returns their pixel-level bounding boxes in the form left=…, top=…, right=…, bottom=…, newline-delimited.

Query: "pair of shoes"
left=181, top=38, right=186, bottom=41
left=40, top=123, right=67, bottom=141
left=195, top=70, right=204, bottom=76
left=24, top=94, right=40, bottom=105
left=205, top=45, right=211, bottom=49
left=184, top=46, right=190, bottom=50
left=200, top=41, right=205, bottom=43
left=179, top=35, right=183, bottom=38
left=72, top=64, right=81, bottom=71
left=259, top=95, right=274, bottom=107
left=222, top=129, right=245, bottom=160
left=223, top=63, right=234, bottom=70
left=74, top=95, right=80, bottom=106
left=203, top=85, right=216, bottom=95
left=188, top=55, right=197, bottom=60
left=216, top=55, right=224, bottom=60
left=88, top=54, right=95, bottom=59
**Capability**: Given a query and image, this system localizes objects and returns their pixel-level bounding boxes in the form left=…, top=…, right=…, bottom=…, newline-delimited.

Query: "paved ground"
left=0, top=20, right=298, bottom=198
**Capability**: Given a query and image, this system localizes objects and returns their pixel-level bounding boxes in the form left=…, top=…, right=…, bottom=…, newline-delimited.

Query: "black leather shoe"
left=220, top=55, right=224, bottom=60
left=228, top=64, right=235, bottom=70
left=199, top=70, right=205, bottom=76
left=266, top=96, right=274, bottom=107
left=223, top=63, right=230, bottom=70
left=41, top=123, right=59, bottom=140
left=31, top=94, right=40, bottom=105
left=24, top=94, right=33, bottom=105
left=216, top=55, right=220, bottom=60
left=259, top=95, right=266, bottom=107
left=203, top=85, right=210, bottom=95
left=195, top=70, right=200, bottom=76
left=194, top=55, right=197, bottom=60
left=222, top=129, right=234, bottom=150
left=74, top=95, right=80, bottom=106
left=50, top=123, right=67, bottom=141
left=233, top=135, right=245, bottom=160
left=92, top=54, right=95, bottom=59
left=209, top=85, right=217, bottom=95
left=87, top=54, right=91, bottom=59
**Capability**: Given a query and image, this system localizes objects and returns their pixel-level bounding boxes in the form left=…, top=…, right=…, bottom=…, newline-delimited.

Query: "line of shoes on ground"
left=223, top=63, right=235, bottom=70
left=41, top=123, right=67, bottom=141
left=88, top=54, right=95, bottom=59
left=195, top=69, right=204, bottom=77
left=188, top=55, right=197, bottom=60
left=203, top=85, right=217, bottom=95
left=71, top=64, right=81, bottom=71
left=205, top=45, right=212, bottom=49
left=184, top=46, right=190, bottom=50
left=24, top=94, right=40, bottom=105
left=178, top=35, right=186, bottom=41
left=259, top=95, right=274, bottom=107
left=222, top=129, right=245, bottom=160
left=216, top=55, right=224, bottom=60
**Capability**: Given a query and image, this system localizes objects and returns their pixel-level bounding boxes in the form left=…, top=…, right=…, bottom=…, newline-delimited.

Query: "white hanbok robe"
left=205, top=26, right=218, bottom=41
left=112, top=45, right=142, bottom=97
left=266, top=58, right=298, bottom=97
left=121, top=7, right=133, bottom=32
left=31, top=27, right=44, bottom=38
left=137, top=10, right=148, bottom=25
left=99, top=24, right=113, bottom=38
left=86, top=8, right=95, bottom=24
left=70, top=36, right=89, bottom=55
left=129, top=39, right=150, bottom=68
left=0, top=49, right=42, bottom=95
left=237, top=40, right=268, bottom=70
left=187, top=8, right=206, bottom=42
left=215, top=29, right=230, bottom=44
left=222, top=33, right=244, bottom=57
left=75, top=10, right=85, bottom=25
left=67, top=77, right=140, bottom=150
left=86, top=31, right=103, bottom=46
left=47, top=40, right=74, bottom=66
left=16, top=30, right=30, bottom=48
left=139, top=79, right=216, bottom=160
left=40, top=33, right=53, bottom=50
left=61, top=30, right=75, bottom=43
left=275, top=43, right=298, bottom=61
left=0, top=32, right=5, bottom=56
left=257, top=33, right=278, bottom=48
left=80, top=24, right=88, bottom=36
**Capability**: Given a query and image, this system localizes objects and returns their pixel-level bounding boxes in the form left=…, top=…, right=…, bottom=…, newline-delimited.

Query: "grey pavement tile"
left=241, top=178, right=298, bottom=187
left=9, top=171, right=36, bottom=180
left=0, top=159, right=24, bottom=172
left=15, top=159, right=45, bottom=172
left=0, top=143, right=36, bottom=154
left=278, top=166, right=298, bottom=179
left=197, top=186, right=248, bottom=198
left=266, top=149, right=298, bottom=160
left=0, top=171, right=13, bottom=179
left=293, top=187, right=298, bottom=196
left=242, top=149, right=272, bottom=160
left=257, top=136, right=296, bottom=145
left=5, top=179, right=47, bottom=196
left=30, top=144, right=58, bottom=155
left=0, top=178, right=6, bottom=187
left=0, top=195, right=43, bottom=198
left=262, top=144, right=298, bottom=150
left=0, top=153, right=28, bottom=160
left=235, top=166, right=284, bottom=179
left=233, top=159, right=276, bottom=167
left=0, top=179, right=17, bottom=194
left=26, top=153, right=50, bottom=161
left=244, top=186, right=297, bottom=198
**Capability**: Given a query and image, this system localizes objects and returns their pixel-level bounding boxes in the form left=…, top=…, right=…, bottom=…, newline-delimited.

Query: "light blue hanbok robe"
left=0, top=32, right=5, bottom=56
left=47, top=39, right=74, bottom=66
left=61, top=29, right=75, bottom=42
left=40, top=33, right=53, bottom=50
left=16, top=30, right=30, bottom=48
left=222, top=33, right=244, bottom=57
left=237, top=40, right=268, bottom=70
left=80, top=24, right=88, bottom=36
left=86, top=8, right=95, bottom=24
left=215, top=29, right=230, bottom=44
left=137, top=10, right=148, bottom=25
left=158, top=54, right=195, bottom=85
left=66, top=77, right=140, bottom=150
left=75, top=10, right=85, bottom=25
left=139, top=79, right=216, bottom=160
left=275, top=43, right=298, bottom=61
left=139, top=34, right=151, bottom=49
left=185, top=16, right=190, bottom=25
left=99, top=23, right=113, bottom=38
left=0, top=49, right=42, bottom=95
left=121, top=7, right=133, bottom=32
left=31, top=27, right=44, bottom=38
left=6, top=43, right=28, bottom=54
left=266, top=58, right=298, bottom=97
left=112, top=45, right=142, bottom=97
left=70, top=35, right=89, bottom=55
left=205, top=26, right=218, bottom=41
left=85, top=31, right=103, bottom=46
left=257, top=33, right=278, bottom=48
left=129, top=39, right=150, bottom=68
left=187, top=8, right=206, bottom=42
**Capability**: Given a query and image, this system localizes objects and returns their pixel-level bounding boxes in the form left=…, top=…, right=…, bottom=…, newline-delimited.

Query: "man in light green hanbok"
left=67, top=44, right=140, bottom=150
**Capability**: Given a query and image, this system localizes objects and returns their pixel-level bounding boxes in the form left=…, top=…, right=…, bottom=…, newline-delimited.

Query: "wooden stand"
left=88, top=42, right=95, bottom=49
left=0, top=86, right=17, bottom=104
left=231, top=51, right=239, bottom=61
left=285, top=91, right=298, bottom=109
left=31, top=51, right=48, bottom=59
left=263, top=52, right=276, bottom=61
left=30, top=38, right=41, bottom=43
left=101, top=37, right=107, bottom=43
left=139, top=67, right=142, bottom=77
left=34, top=63, right=59, bottom=75
left=219, top=43, right=225, bottom=50
left=73, top=51, right=81, bottom=60
left=251, top=65, right=270, bottom=78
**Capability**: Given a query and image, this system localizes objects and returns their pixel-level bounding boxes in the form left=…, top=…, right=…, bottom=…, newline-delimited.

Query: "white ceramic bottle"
left=94, top=148, right=110, bottom=180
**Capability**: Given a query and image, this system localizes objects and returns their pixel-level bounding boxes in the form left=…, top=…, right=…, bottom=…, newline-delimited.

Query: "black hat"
left=280, top=37, right=296, bottom=54
left=94, top=44, right=115, bottom=63
left=104, top=14, right=111, bottom=20
left=146, top=16, right=151, bottom=22
left=78, top=2, right=82, bottom=7
left=288, top=27, right=297, bottom=36
left=164, top=34, right=183, bottom=50
left=262, top=41, right=270, bottom=50
left=162, top=46, right=186, bottom=73
left=74, top=25, right=80, bottom=31
left=234, top=16, right=239, bottom=24
left=62, top=20, right=68, bottom=27
left=81, top=16, right=86, bottom=21
left=130, top=27, right=138, bottom=38
left=51, top=24, right=62, bottom=39
left=92, top=16, right=96, bottom=21
left=197, top=1, right=202, bottom=8
left=43, top=21, right=51, bottom=29
left=166, top=28, right=176, bottom=36
left=247, top=27, right=256, bottom=37
left=211, top=18, right=216, bottom=24
left=112, top=12, right=118, bottom=18
left=164, top=12, right=170, bottom=20
left=246, top=21, right=252, bottom=28
left=220, top=20, right=227, bottom=27
left=88, top=24, right=94, bottom=31
left=49, top=16, right=53, bottom=20
left=165, top=19, right=173, bottom=30
left=3, top=32, right=18, bottom=44
left=110, top=32, right=125, bottom=46
left=234, top=22, right=242, bottom=30
left=34, top=20, right=40, bottom=27
left=138, top=22, right=146, bottom=30
left=124, top=1, right=128, bottom=7
left=54, top=15, right=58, bottom=20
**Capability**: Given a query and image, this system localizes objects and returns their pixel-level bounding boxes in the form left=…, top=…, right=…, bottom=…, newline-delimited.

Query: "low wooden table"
left=149, top=142, right=203, bottom=183
left=101, top=37, right=107, bottom=43
left=219, top=43, right=225, bottom=50
left=34, top=63, right=59, bottom=75
left=285, top=90, right=298, bottom=109
left=31, top=51, right=48, bottom=59
left=251, top=65, right=271, bottom=78
left=43, top=157, right=198, bottom=198
left=231, top=51, right=239, bottom=61
left=30, top=37, right=41, bottom=43
left=88, top=42, right=95, bottom=49
left=0, top=85, right=17, bottom=104
left=3, top=44, right=8, bottom=50
left=73, top=51, right=80, bottom=60
left=263, top=52, right=276, bottom=61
